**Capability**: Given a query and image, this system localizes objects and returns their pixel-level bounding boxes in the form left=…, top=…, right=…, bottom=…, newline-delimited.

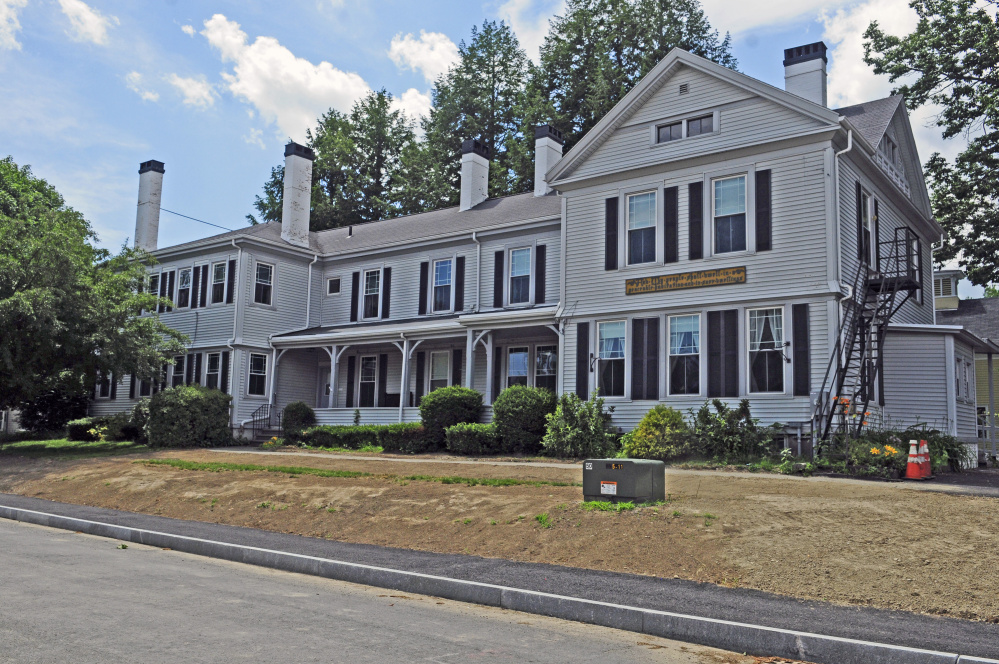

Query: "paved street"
left=0, top=519, right=753, bottom=664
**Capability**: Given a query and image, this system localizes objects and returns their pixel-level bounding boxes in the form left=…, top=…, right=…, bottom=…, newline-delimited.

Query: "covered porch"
left=269, top=307, right=564, bottom=425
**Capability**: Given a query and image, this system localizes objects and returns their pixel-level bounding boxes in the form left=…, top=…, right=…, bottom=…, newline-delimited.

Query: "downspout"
left=471, top=232, right=481, bottom=312
left=833, top=127, right=853, bottom=295
left=931, top=235, right=943, bottom=325
left=228, top=239, right=243, bottom=430
left=305, top=254, right=319, bottom=328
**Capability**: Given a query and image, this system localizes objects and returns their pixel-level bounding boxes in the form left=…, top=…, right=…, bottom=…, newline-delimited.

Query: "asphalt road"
left=0, top=520, right=755, bottom=664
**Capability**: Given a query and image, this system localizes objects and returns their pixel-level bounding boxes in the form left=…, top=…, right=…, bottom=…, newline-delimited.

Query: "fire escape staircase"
left=815, top=228, right=922, bottom=451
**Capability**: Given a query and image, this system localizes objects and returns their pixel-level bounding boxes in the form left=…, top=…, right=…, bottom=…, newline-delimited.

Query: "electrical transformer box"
left=582, top=459, right=666, bottom=503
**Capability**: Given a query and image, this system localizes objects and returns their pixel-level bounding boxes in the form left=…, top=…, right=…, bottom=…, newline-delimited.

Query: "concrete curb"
left=2, top=504, right=996, bottom=664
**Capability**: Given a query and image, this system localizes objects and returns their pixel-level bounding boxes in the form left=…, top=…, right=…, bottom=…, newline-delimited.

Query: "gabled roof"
left=154, top=192, right=560, bottom=258
left=547, top=48, right=843, bottom=184
left=834, top=95, right=904, bottom=148
left=938, top=298, right=999, bottom=341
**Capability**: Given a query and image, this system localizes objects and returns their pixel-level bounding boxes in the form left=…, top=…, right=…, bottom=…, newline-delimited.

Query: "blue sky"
left=0, top=0, right=977, bottom=294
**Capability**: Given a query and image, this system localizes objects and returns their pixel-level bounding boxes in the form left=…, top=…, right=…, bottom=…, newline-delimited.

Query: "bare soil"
left=3, top=448, right=998, bottom=622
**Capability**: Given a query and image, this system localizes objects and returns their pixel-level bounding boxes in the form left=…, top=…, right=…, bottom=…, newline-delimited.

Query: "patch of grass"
left=580, top=500, right=637, bottom=513
left=401, top=474, right=579, bottom=488
left=534, top=512, right=553, bottom=529
left=671, top=510, right=682, bottom=518
left=311, top=444, right=384, bottom=454
left=256, top=501, right=272, bottom=509
left=0, top=438, right=148, bottom=459
left=490, top=520, right=497, bottom=526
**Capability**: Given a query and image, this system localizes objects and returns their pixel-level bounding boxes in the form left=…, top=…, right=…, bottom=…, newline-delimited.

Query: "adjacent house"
left=89, top=42, right=994, bottom=447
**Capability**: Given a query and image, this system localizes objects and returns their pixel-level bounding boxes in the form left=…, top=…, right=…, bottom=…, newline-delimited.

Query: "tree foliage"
left=864, top=0, right=999, bottom=285
left=0, top=156, right=186, bottom=411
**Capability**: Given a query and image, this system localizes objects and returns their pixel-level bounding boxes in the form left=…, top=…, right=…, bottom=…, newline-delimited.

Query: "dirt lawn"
left=2, top=448, right=998, bottom=622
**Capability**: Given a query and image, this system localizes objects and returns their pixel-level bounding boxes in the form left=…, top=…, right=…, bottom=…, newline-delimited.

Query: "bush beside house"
left=540, top=392, right=618, bottom=459
left=445, top=423, right=500, bottom=455
left=282, top=401, right=316, bottom=443
left=492, top=386, right=557, bottom=454
left=418, top=386, right=482, bottom=447
left=147, top=386, right=232, bottom=448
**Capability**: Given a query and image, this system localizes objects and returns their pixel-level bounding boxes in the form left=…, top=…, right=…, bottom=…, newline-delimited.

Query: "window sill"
left=649, top=130, right=718, bottom=149
left=703, top=250, right=755, bottom=262
left=248, top=302, right=277, bottom=311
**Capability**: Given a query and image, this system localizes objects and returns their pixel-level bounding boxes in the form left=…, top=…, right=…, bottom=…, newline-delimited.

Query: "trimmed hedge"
left=445, top=422, right=500, bottom=456
left=66, top=413, right=133, bottom=442
left=419, top=386, right=481, bottom=447
left=300, top=422, right=429, bottom=454
left=67, top=418, right=99, bottom=441
left=377, top=423, right=431, bottom=454
left=492, top=385, right=557, bottom=454
left=148, top=385, right=233, bottom=448
left=282, top=401, right=316, bottom=443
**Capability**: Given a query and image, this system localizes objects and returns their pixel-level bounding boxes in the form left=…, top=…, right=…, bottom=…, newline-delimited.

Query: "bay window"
left=713, top=175, right=746, bottom=254
left=669, top=314, right=700, bottom=395
left=748, top=308, right=784, bottom=393
left=627, top=191, right=656, bottom=265
left=598, top=321, right=626, bottom=397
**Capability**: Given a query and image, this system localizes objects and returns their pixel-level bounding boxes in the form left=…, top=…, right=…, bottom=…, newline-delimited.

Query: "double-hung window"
left=598, top=321, right=626, bottom=397
left=713, top=175, right=746, bottom=254
left=669, top=314, right=700, bottom=395
left=172, top=355, right=186, bottom=388
left=138, top=378, right=152, bottom=397
left=205, top=352, right=221, bottom=390
left=177, top=268, right=192, bottom=308
left=147, top=274, right=160, bottom=314
left=248, top=353, right=267, bottom=396
left=627, top=191, right=656, bottom=265
left=96, top=372, right=112, bottom=398
left=433, top=259, right=452, bottom=312
left=964, top=360, right=971, bottom=400
left=363, top=269, right=380, bottom=319
left=748, top=308, right=784, bottom=393
left=211, top=262, right=227, bottom=304
left=509, top=248, right=531, bottom=305
left=254, top=263, right=273, bottom=305
left=535, top=345, right=557, bottom=392
left=507, top=347, right=529, bottom=387
left=358, top=356, right=377, bottom=407
left=860, top=191, right=873, bottom=266
left=429, top=351, right=449, bottom=392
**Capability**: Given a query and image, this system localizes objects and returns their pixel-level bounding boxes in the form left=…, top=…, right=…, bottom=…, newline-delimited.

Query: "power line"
left=160, top=208, right=235, bottom=232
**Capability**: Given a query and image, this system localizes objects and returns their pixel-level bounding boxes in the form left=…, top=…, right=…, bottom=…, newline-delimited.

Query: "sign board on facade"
left=625, top=266, right=746, bottom=295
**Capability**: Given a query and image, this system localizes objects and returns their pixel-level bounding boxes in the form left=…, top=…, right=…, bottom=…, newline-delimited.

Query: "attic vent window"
left=679, top=83, right=689, bottom=95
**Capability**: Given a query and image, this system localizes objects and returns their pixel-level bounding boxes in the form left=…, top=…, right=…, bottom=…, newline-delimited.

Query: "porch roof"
left=887, top=323, right=999, bottom=354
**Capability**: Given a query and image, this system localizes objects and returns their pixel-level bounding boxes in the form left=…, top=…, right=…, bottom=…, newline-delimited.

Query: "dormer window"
left=687, top=114, right=713, bottom=137
left=655, top=111, right=718, bottom=145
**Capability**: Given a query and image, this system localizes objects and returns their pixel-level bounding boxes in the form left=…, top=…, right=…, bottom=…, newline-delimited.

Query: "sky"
left=0, top=0, right=980, bottom=296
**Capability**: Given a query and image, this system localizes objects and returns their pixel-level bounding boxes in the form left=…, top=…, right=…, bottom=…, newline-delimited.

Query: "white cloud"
left=58, top=0, right=118, bottom=46
left=701, top=0, right=854, bottom=34
left=124, top=71, right=159, bottom=102
left=497, top=0, right=564, bottom=63
left=388, top=30, right=459, bottom=82
left=392, top=87, right=432, bottom=124
left=244, top=127, right=266, bottom=149
left=166, top=73, right=216, bottom=109
left=0, top=0, right=27, bottom=51
left=200, top=13, right=370, bottom=142
left=181, top=24, right=195, bottom=37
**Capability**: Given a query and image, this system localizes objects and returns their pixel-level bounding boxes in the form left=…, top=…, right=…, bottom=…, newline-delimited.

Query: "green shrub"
left=282, top=401, right=316, bottom=443
left=17, top=387, right=89, bottom=432
left=541, top=392, right=618, bottom=459
left=688, top=399, right=781, bottom=461
left=446, top=423, right=500, bottom=455
left=840, top=424, right=973, bottom=475
left=492, top=386, right=557, bottom=454
left=377, top=423, right=430, bottom=454
left=419, top=386, right=482, bottom=447
left=67, top=418, right=98, bottom=441
left=148, top=386, right=233, bottom=448
left=623, top=405, right=690, bottom=461
left=127, top=399, right=150, bottom=445
left=300, top=425, right=381, bottom=449
left=103, top=412, right=132, bottom=441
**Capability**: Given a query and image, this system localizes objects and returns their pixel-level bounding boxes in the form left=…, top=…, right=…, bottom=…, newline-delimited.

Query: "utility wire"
left=160, top=207, right=235, bottom=232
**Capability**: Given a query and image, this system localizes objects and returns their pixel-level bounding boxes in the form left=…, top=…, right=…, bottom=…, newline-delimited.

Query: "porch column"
left=990, top=352, right=996, bottom=456
left=484, top=332, right=494, bottom=405
left=547, top=323, right=565, bottom=396
left=399, top=338, right=410, bottom=423
left=465, top=329, right=475, bottom=388
left=327, top=345, right=338, bottom=408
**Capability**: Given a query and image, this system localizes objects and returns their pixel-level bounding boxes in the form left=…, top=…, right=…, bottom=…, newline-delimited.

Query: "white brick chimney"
left=534, top=125, right=563, bottom=196
left=459, top=139, right=490, bottom=211
left=281, top=142, right=315, bottom=248
left=783, top=42, right=828, bottom=107
left=134, top=160, right=164, bottom=252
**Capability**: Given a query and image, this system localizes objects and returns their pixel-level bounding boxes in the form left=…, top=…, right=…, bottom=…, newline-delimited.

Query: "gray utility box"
left=582, top=459, right=666, bottom=503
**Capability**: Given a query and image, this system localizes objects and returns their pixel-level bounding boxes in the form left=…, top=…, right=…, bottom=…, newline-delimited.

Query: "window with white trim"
left=206, top=352, right=221, bottom=390
left=748, top=308, right=784, bottom=393
left=687, top=114, right=714, bottom=137
left=254, top=263, right=273, bottom=305
left=327, top=277, right=341, bottom=295
left=669, top=314, right=700, bottom=395
left=964, top=359, right=971, bottom=400
left=509, top=248, right=531, bottom=305
left=172, top=355, right=186, bottom=388
left=535, top=345, right=557, bottom=392
left=657, top=121, right=682, bottom=143
left=147, top=273, right=160, bottom=314
left=598, top=321, right=626, bottom=397
left=860, top=190, right=874, bottom=265
left=507, top=347, right=529, bottom=387
left=627, top=191, right=656, bottom=265
left=248, top=353, right=267, bottom=396
left=96, top=372, right=112, bottom=399
left=138, top=377, right=152, bottom=397
left=713, top=175, right=746, bottom=254
left=177, top=268, right=192, bottom=308
left=433, top=259, right=452, bottom=312
left=211, top=262, right=227, bottom=304
left=429, top=351, right=450, bottom=392
left=363, top=269, right=380, bottom=319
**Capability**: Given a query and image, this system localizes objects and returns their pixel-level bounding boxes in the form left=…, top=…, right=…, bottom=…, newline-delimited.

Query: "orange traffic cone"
left=905, top=440, right=926, bottom=480
left=918, top=439, right=932, bottom=478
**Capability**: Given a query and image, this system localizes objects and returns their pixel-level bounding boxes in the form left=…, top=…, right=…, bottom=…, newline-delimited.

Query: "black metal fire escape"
left=815, top=227, right=922, bottom=449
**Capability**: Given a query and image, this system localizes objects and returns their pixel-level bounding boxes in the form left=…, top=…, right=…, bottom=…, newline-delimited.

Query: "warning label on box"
left=600, top=481, right=617, bottom=496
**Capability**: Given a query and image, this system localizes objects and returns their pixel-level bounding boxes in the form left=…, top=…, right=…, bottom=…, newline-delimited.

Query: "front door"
left=359, top=356, right=377, bottom=407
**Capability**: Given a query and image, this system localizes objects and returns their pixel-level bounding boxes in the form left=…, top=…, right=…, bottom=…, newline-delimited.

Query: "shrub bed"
left=445, top=423, right=500, bottom=455
left=300, top=422, right=429, bottom=453
left=492, top=386, right=557, bottom=454
left=622, top=405, right=690, bottom=461
left=148, top=386, right=233, bottom=448
left=282, top=401, right=316, bottom=443
left=377, top=423, right=430, bottom=454
left=67, top=417, right=99, bottom=441
left=419, top=386, right=481, bottom=447
left=541, top=392, right=618, bottom=459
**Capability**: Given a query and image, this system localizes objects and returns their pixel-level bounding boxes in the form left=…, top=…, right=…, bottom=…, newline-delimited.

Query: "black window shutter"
left=191, top=266, right=201, bottom=309
left=378, top=353, right=388, bottom=407
left=345, top=356, right=356, bottom=408
left=110, top=376, right=118, bottom=400
left=199, top=265, right=209, bottom=308
left=418, top=262, right=429, bottom=315
left=166, top=271, right=175, bottom=312
left=708, top=310, right=739, bottom=398
left=493, top=251, right=504, bottom=308
left=631, top=318, right=660, bottom=401
left=604, top=198, right=618, bottom=271
left=755, top=170, right=772, bottom=252
left=535, top=245, right=546, bottom=304
left=646, top=317, right=660, bottom=400
left=186, top=354, right=195, bottom=385
left=195, top=353, right=203, bottom=386
left=350, top=271, right=360, bottom=322
left=688, top=182, right=703, bottom=260
left=631, top=319, right=646, bottom=400
left=855, top=181, right=864, bottom=261
left=414, top=352, right=425, bottom=405
left=128, top=374, right=136, bottom=399
left=159, top=364, right=167, bottom=392
left=157, top=273, right=167, bottom=313
left=452, top=348, right=463, bottom=387
left=664, top=186, right=679, bottom=263
left=492, top=346, right=503, bottom=403
left=381, top=267, right=392, bottom=319
left=454, top=257, right=465, bottom=311
left=226, top=259, right=236, bottom=304
left=792, top=304, right=810, bottom=397
left=873, top=199, right=881, bottom=268
left=221, top=351, right=230, bottom=394
left=575, top=322, right=589, bottom=399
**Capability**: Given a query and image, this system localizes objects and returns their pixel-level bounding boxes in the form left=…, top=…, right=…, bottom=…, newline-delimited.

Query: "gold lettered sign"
left=625, top=266, right=746, bottom=295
